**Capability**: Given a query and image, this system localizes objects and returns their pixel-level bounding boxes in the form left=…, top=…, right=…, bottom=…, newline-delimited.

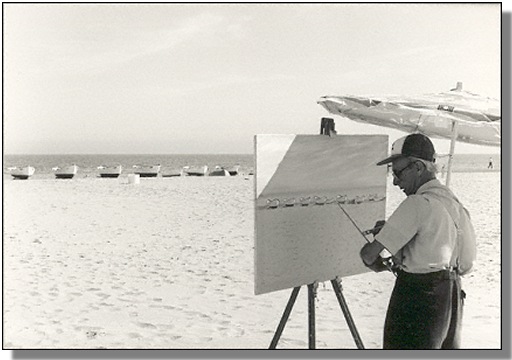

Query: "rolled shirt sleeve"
left=375, top=196, right=423, bottom=256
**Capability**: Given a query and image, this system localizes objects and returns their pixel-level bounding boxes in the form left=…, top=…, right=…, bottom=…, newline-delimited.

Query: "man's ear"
left=415, top=160, right=426, bottom=174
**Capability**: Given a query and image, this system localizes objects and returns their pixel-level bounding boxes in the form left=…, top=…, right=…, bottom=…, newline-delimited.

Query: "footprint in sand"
left=216, top=325, right=245, bottom=337
left=135, top=322, right=157, bottom=329
left=281, top=337, right=307, bottom=347
left=156, top=324, right=175, bottom=330
left=96, top=293, right=110, bottom=299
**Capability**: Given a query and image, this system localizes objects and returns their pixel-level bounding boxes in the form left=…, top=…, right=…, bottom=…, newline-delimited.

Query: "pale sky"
left=2, top=3, right=503, bottom=155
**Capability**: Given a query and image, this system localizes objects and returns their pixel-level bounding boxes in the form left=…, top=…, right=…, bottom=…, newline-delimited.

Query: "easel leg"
left=331, top=279, right=365, bottom=349
left=308, top=283, right=316, bottom=349
left=269, top=286, right=300, bottom=349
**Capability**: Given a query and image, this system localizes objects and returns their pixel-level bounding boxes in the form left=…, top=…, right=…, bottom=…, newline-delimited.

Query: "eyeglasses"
left=392, top=162, right=415, bottom=179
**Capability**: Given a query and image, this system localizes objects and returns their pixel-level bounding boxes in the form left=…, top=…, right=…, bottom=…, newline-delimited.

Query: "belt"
left=397, top=269, right=460, bottom=282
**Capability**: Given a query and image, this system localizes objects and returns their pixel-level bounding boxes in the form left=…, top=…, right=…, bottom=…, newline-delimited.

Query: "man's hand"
left=360, top=240, right=388, bottom=272
left=366, top=256, right=390, bottom=273
left=372, top=220, right=386, bottom=236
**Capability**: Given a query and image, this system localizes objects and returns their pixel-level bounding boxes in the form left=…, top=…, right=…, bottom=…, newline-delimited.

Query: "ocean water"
left=2, top=153, right=500, bottom=180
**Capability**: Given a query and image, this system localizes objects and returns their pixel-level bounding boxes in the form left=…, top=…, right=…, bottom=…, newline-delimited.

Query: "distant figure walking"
left=488, top=157, right=494, bottom=169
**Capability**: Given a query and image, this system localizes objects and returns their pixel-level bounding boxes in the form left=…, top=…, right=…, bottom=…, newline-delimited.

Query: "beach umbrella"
left=317, top=82, right=500, bottom=186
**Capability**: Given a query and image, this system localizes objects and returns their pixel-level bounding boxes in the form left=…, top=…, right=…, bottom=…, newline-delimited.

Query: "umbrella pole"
left=445, top=120, right=459, bottom=187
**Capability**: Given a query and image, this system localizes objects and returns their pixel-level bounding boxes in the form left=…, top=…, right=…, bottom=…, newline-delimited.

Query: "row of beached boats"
left=6, top=165, right=80, bottom=180
left=6, top=164, right=248, bottom=180
left=126, top=164, right=243, bottom=177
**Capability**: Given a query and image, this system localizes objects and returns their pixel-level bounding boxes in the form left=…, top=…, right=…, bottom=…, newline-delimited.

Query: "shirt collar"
left=415, top=178, right=443, bottom=195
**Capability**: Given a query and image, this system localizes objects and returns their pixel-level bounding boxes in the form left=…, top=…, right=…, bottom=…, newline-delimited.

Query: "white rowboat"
left=53, top=164, right=78, bottom=179
left=184, top=165, right=208, bottom=176
left=133, top=164, right=161, bottom=177
left=225, top=165, right=240, bottom=176
left=162, top=167, right=186, bottom=177
left=98, top=165, right=123, bottom=178
left=209, top=166, right=231, bottom=176
left=8, top=166, right=35, bottom=180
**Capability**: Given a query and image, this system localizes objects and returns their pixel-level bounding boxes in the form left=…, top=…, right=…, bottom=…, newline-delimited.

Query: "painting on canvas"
left=255, top=134, right=388, bottom=295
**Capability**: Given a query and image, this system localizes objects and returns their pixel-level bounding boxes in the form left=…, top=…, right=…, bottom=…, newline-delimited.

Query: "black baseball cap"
left=377, top=133, right=435, bottom=165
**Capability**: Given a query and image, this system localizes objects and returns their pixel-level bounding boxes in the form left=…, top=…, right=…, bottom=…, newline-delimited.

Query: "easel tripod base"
left=269, top=278, right=365, bottom=349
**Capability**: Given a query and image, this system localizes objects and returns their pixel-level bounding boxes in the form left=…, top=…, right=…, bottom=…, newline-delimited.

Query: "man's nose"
left=392, top=176, right=400, bottom=186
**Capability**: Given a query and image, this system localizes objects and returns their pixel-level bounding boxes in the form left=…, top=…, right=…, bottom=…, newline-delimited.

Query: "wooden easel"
left=269, top=277, right=364, bottom=349
left=269, top=121, right=366, bottom=349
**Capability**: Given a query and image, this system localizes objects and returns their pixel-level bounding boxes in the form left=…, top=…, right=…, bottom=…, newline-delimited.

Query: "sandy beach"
left=2, top=171, right=501, bottom=349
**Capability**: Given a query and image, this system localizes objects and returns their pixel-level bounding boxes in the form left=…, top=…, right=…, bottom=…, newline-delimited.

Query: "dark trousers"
left=383, top=270, right=464, bottom=349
